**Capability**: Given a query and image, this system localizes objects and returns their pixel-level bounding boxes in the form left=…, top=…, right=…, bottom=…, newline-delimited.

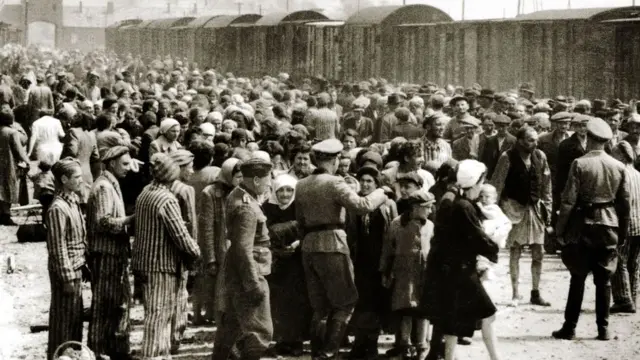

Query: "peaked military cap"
left=240, top=157, right=273, bottom=178
left=312, top=139, right=343, bottom=158
left=586, top=117, right=613, bottom=141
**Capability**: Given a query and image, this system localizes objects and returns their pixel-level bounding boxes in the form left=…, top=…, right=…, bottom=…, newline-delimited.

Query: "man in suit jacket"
left=556, top=115, right=590, bottom=201
left=481, top=114, right=516, bottom=179
left=605, top=111, right=628, bottom=154
left=452, top=117, right=481, bottom=161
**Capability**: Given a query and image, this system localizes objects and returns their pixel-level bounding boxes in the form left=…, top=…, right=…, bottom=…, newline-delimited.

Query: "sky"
left=7, top=0, right=639, bottom=20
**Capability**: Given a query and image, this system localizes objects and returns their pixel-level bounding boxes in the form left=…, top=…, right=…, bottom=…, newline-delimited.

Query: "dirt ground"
left=1, top=223, right=639, bottom=360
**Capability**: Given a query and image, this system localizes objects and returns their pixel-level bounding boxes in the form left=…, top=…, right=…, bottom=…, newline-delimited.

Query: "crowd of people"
left=0, top=45, right=638, bottom=360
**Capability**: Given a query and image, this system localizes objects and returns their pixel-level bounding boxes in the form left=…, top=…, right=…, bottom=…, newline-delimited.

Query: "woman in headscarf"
left=197, top=158, right=243, bottom=325
left=0, top=111, right=30, bottom=225
left=420, top=160, right=501, bottom=360
left=149, top=118, right=182, bottom=157
left=264, top=174, right=311, bottom=357
left=347, top=165, right=397, bottom=359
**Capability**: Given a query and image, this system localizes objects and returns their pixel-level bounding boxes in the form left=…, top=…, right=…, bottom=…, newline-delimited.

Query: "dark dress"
left=421, top=195, right=499, bottom=337
left=263, top=202, right=311, bottom=343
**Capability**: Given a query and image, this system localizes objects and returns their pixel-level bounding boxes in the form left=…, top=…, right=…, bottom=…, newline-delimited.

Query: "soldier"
left=87, top=145, right=134, bottom=359
left=212, top=157, right=274, bottom=360
left=553, top=118, right=631, bottom=341
left=295, top=139, right=389, bottom=360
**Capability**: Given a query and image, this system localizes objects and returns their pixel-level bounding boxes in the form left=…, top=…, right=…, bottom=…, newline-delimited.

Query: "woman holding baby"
left=421, top=159, right=502, bottom=360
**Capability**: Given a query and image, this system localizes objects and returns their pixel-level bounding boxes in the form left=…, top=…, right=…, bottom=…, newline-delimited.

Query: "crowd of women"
left=0, top=45, right=638, bottom=360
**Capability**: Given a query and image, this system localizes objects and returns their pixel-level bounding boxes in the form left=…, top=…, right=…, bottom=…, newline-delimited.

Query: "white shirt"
left=29, top=115, right=65, bottom=162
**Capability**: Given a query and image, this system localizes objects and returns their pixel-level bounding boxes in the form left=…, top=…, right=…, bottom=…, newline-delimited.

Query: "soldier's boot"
left=211, top=345, right=233, bottom=360
left=318, top=319, right=349, bottom=360
left=311, top=319, right=328, bottom=358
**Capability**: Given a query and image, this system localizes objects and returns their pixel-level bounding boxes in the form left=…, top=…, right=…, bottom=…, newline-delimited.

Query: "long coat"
left=62, top=127, right=99, bottom=203
left=0, top=126, right=29, bottom=204
left=421, top=196, right=499, bottom=337
left=480, top=133, right=516, bottom=179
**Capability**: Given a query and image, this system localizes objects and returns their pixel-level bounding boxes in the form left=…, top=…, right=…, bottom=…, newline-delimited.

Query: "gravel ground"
left=1, top=223, right=639, bottom=360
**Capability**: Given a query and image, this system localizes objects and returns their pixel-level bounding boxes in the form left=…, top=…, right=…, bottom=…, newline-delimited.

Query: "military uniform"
left=213, top=159, right=274, bottom=360
left=553, top=118, right=631, bottom=341
left=295, top=139, right=388, bottom=359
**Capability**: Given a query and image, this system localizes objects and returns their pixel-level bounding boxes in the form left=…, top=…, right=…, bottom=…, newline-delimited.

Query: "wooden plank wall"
left=393, top=20, right=618, bottom=99
left=305, top=25, right=344, bottom=80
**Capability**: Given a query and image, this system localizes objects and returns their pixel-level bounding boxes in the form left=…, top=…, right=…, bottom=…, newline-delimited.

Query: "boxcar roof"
left=515, top=7, right=613, bottom=20
left=175, top=15, right=224, bottom=29
left=107, top=19, right=143, bottom=29
left=146, top=17, right=195, bottom=29
left=305, top=21, right=346, bottom=27
left=254, top=10, right=328, bottom=26
left=345, top=5, right=452, bottom=26
left=134, top=19, right=157, bottom=29
left=204, top=14, right=262, bottom=28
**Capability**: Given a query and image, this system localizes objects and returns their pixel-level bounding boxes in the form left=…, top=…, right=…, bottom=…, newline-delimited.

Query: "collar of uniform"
left=56, top=190, right=80, bottom=204
left=238, top=183, right=260, bottom=201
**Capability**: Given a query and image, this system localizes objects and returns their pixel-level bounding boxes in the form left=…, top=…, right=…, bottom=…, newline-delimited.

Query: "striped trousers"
left=171, top=271, right=189, bottom=349
left=140, top=272, right=178, bottom=360
left=612, top=236, right=640, bottom=306
left=47, top=270, right=83, bottom=360
left=88, top=253, right=131, bottom=358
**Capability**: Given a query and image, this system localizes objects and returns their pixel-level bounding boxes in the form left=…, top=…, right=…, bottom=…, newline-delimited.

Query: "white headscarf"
left=159, top=118, right=180, bottom=135
left=456, top=159, right=487, bottom=189
left=269, top=174, right=297, bottom=210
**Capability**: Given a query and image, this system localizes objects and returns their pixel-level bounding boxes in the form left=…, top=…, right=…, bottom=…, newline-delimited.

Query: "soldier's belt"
left=304, top=224, right=344, bottom=234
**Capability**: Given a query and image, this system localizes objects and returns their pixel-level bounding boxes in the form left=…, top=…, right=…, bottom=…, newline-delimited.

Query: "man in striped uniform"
left=46, top=157, right=88, bottom=360
left=212, top=157, right=274, bottom=360
left=133, top=153, right=201, bottom=359
left=169, top=149, right=197, bottom=353
left=611, top=141, right=640, bottom=313
left=87, top=145, right=134, bottom=359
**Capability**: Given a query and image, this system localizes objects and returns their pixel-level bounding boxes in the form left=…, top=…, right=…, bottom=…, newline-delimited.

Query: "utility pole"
left=286, top=0, right=289, bottom=12
left=461, top=0, right=465, bottom=20
left=517, top=0, right=522, bottom=15
left=237, top=2, right=242, bottom=15
left=23, top=0, right=28, bottom=46
left=567, top=0, right=571, bottom=9
left=259, top=4, right=262, bottom=15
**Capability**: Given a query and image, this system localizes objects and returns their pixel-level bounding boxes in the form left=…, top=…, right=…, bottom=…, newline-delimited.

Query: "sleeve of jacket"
left=198, top=187, right=216, bottom=265
left=94, top=183, right=128, bottom=235
left=538, top=150, right=553, bottom=222
left=335, top=177, right=387, bottom=215
left=379, top=219, right=397, bottom=274
left=616, top=168, right=631, bottom=240
left=491, top=152, right=510, bottom=201
left=148, top=140, right=160, bottom=158
left=46, top=206, right=78, bottom=282
left=63, top=128, right=80, bottom=158
left=556, top=161, right=580, bottom=236
left=227, top=203, right=260, bottom=292
left=160, top=198, right=201, bottom=259
left=176, top=185, right=197, bottom=239
left=10, top=130, right=30, bottom=165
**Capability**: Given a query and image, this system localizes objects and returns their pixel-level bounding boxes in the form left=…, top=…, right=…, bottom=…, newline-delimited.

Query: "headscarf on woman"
left=159, top=118, right=180, bottom=136
left=217, top=158, right=242, bottom=187
left=269, top=174, right=297, bottom=210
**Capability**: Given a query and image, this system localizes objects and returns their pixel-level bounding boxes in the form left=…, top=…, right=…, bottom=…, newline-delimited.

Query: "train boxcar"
left=146, top=17, right=195, bottom=60
left=304, top=21, right=345, bottom=81
left=342, top=5, right=452, bottom=82
left=174, top=15, right=222, bottom=65
left=199, top=14, right=262, bottom=72
left=393, top=6, right=640, bottom=100
left=247, top=10, right=329, bottom=77
left=126, top=20, right=155, bottom=60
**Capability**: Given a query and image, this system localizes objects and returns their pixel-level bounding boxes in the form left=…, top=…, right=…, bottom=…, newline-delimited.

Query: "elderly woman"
left=0, top=111, right=30, bottom=225
left=421, top=160, right=501, bottom=360
left=347, top=165, right=397, bottom=359
left=149, top=118, right=183, bottom=157
left=264, top=174, right=311, bottom=357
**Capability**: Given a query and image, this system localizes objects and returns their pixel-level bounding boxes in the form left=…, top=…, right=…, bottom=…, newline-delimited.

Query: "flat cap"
left=405, top=190, right=435, bottom=207
left=627, top=114, right=640, bottom=124
left=460, top=116, right=480, bottom=127
left=550, top=111, right=572, bottom=122
left=478, top=89, right=495, bottom=99
left=464, top=88, right=480, bottom=97
left=352, top=101, right=366, bottom=112
left=359, top=151, right=383, bottom=168
left=169, top=149, right=194, bottom=166
left=587, top=117, right=613, bottom=141
left=239, top=157, right=273, bottom=178
left=519, top=82, right=535, bottom=94
left=449, top=95, right=468, bottom=105
left=397, top=171, right=424, bottom=187
left=356, top=165, right=381, bottom=181
left=571, top=114, right=591, bottom=124
left=312, top=139, right=343, bottom=157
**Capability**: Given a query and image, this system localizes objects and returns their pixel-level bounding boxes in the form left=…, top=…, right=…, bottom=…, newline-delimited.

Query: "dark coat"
left=480, top=133, right=516, bottom=179
left=556, top=133, right=587, bottom=198
left=421, top=196, right=498, bottom=337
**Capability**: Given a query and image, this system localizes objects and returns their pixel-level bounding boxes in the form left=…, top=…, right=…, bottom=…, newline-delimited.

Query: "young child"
left=476, top=184, right=512, bottom=281
left=381, top=190, right=435, bottom=360
left=31, top=156, right=56, bottom=224
left=395, top=172, right=424, bottom=215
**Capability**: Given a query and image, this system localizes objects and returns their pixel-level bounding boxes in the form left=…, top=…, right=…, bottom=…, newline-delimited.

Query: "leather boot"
left=311, top=320, right=328, bottom=358
left=319, top=319, right=349, bottom=360
left=531, top=290, right=551, bottom=307
left=425, top=326, right=444, bottom=360
left=211, top=345, right=233, bottom=360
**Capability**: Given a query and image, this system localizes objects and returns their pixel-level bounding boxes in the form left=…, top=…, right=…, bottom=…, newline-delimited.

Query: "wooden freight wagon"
left=304, top=21, right=345, bottom=81
left=342, top=5, right=452, bottom=82
left=393, top=6, right=640, bottom=100
left=248, top=10, right=329, bottom=77
left=199, top=14, right=262, bottom=72
left=175, top=15, right=223, bottom=67
left=146, top=17, right=195, bottom=60
left=129, top=20, right=156, bottom=61
left=108, top=19, right=142, bottom=56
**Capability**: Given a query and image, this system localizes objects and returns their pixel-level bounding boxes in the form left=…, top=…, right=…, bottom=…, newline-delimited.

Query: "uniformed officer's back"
left=569, top=151, right=626, bottom=207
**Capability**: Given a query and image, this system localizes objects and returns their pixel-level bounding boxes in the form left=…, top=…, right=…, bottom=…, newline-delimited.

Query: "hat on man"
left=397, top=171, right=424, bottom=188
left=150, top=153, right=180, bottom=183
left=571, top=114, right=591, bottom=124
left=56, top=71, right=67, bottom=79
left=100, top=145, right=129, bottom=163
left=169, top=149, right=195, bottom=167
left=504, top=97, right=517, bottom=106
left=356, top=165, right=381, bottom=183
left=405, top=190, right=436, bottom=207
left=464, top=88, right=480, bottom=98
left=359, top=151, right=383, bottom=169
left=460, top=116, right=480, bottom=127
left=352, top=101, right=366, bottom=112
left=611, top=99, right=625, bottom=109
left=239, top=157, right=273, bottom=178
left=627, top=113, right=640, bottom=124
left=312, top=138, right=344, bottom=159
left=550, top=111, right=572, bottom=123
left=449, top=95, right=468, bottom=106
left=519, top=83, right=535, bottom=94
left=593, top=99, right=607, bottom=111
left=555, top=95, right=568, bottom=104
left=586, top=117, right=613, bottom=142
left=388, top=94, right=402, bottom=106
left=478, top=89, right=495, bottom=100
